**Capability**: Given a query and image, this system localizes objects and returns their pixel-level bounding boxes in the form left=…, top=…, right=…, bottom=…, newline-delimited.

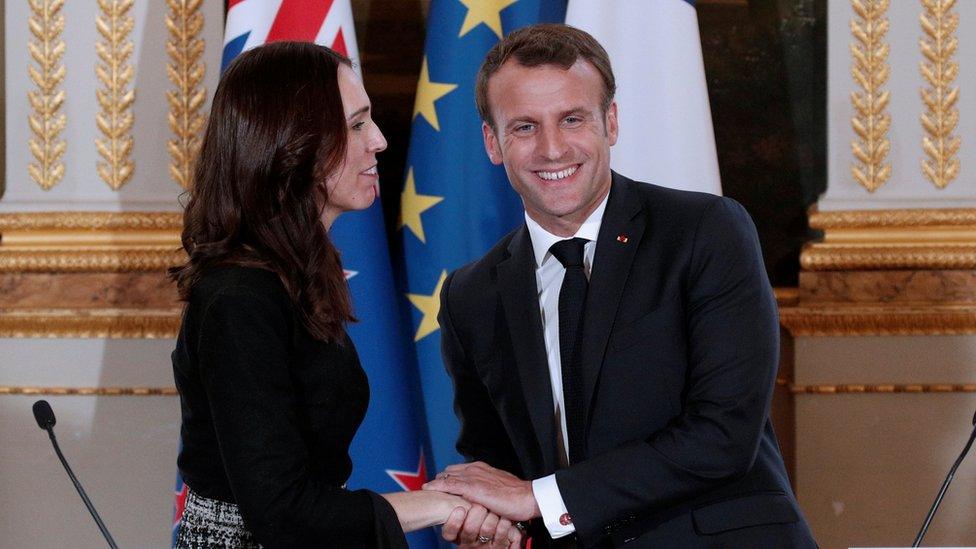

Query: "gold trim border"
left=0, top=386, right=176, bottom=396
left=779, top=305, right=976, bottom=336
left=799, top=244, right=976, bottom=270
left=791, top=383, right=976, bottom=394
left=809, top=208, right=976, bottom=229
left=0, top=249, right=185, bottom=272
left=0, top=308, right=181, bottom=338
left=0, top=211, right=182, bottom=230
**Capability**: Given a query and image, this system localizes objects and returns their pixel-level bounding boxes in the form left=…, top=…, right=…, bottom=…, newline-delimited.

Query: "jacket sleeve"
left=554, top=197, right=781, bottom=545
left=196, top=288, right=406, bottom=548
left=439, top=271, right=523, bottom=475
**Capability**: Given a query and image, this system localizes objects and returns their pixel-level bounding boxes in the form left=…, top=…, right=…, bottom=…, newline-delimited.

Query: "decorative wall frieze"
left=779, top=303, right=976, bottom=336
left=0, top=386, right=177, bottom=396
left=919, top=0, right=960, bottom=189
left=849, top=0, right=892, bottom=192
left=27, top=0, right=68, bottom=191
left=810, top=208, right=976, bottom=228
left=0, top=308, right=181, bottom=338
left=165, top=0, right=207, bottom=190
left=790, top=382, right=976, bottom=394
left=0, top=212, right=184, bottom=273
left=95, top=0, right=136, bottom=190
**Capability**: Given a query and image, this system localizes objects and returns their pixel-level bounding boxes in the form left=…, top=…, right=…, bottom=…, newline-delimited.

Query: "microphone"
left=912, top=407, right=976, bottom=547
left=32, top=400, right=119, bottom=549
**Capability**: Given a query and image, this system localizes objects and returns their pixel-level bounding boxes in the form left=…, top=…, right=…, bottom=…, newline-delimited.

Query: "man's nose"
left=537, top=125, right=569, bottom=161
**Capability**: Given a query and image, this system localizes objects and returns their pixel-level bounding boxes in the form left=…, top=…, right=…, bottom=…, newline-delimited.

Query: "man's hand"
left=441, top=504, right=524, bottom=547
left=424, top=462, right=541, bottom=522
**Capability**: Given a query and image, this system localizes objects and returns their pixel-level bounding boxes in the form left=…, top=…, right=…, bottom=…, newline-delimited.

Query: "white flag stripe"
left=315, top=0, right=362, bottom=74
left=224, top=0, right=284, bottom=51
left=566, top=0, right=722, bottom=195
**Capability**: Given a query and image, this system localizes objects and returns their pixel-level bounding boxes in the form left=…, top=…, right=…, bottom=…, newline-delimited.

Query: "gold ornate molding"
left=800, top=244, right=976, bottom=270
left=0, top=211, right=182, bottom=230
left=791, top=383, right=976, bottom=395
left=779, top=304, right=976, bottom=336
left=165, top=0, right=207, bottom=190
left=809, top=208, right=976, bottom=229
left=919, top=0, right=960, bottom=189
left=27, top=0, right=67, bottom=191
left=850, top=0, right=892, bottom=192
left=95, top=0, right=136, bottom=190
left=0, top=212, right=184, bottom=273
left=0, top=386, right=177, bottom=396
left=0, top=308, right=181, bottom=338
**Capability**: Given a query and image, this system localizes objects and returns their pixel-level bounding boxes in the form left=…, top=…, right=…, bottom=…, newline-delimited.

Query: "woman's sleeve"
left=196, top=287, right=407, bottom=548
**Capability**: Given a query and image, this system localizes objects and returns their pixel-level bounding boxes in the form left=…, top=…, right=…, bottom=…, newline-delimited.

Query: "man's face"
left=482, top=59, right=617, bottom=236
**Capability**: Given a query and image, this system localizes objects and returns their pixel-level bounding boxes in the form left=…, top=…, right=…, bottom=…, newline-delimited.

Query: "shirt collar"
left=524, top=190, right=610, bottom=268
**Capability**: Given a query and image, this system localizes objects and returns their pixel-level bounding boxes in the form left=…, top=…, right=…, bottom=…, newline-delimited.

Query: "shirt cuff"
left=531, top=474, right=575, bottom=538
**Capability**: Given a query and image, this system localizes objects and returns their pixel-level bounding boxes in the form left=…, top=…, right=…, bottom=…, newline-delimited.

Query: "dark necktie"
left=549, top=237, right=589, bottom=465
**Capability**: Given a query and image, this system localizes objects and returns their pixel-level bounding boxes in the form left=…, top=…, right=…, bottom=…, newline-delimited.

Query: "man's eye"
left=564, top=116, right=583, bottom=125
left=514, top=124, right=534, bottom=133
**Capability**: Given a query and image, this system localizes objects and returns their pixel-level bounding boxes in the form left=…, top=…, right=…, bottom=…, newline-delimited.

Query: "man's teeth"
left=537, top=166, right=578, bottom=181
left=362, top=166, right=377, bottom=175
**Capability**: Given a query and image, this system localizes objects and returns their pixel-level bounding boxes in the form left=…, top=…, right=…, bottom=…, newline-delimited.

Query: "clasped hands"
left=424, top=461, right=540, bottom=547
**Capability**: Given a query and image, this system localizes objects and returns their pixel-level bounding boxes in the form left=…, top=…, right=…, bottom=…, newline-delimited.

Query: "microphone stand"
left=912, top=415, right=976, bottom=547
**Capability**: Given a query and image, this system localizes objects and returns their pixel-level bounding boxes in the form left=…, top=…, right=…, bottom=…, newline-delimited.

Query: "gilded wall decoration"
left=850, top=0, right=892, bottom=192
left=791, top=383, right=976, bottom=394
left=0, top=387, right=177, bottom=396
left=27, top=0, right=67, bottom=191
left=165, top=0, right=207, bottom=190
left=95, top=0, right=136, bottom=190
left=919, top=0, right=960, bottom=189
left=0, top=308, right=181, bottom=338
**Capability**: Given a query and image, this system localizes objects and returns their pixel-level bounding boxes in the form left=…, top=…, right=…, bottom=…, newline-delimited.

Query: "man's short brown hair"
left=475, top=23, right=616, bottom=130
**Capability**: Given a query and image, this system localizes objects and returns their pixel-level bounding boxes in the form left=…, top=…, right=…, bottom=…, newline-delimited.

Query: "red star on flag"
left=386, top=449, right=427, bottom=491
left=173, top=483, right=189, bottom=527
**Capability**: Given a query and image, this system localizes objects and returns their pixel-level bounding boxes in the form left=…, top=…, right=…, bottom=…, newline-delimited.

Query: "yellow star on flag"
left=399, top=168, right=444, bottom=244
left=458, top=0, right=518, bottom=39
left=407, top=270, right=448, bottom=342
left=413, top=57, right=457, bottom=131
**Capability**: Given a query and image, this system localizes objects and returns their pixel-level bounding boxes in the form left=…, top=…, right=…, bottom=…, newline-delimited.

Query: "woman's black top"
left=172, top=266, right=406, bottom=547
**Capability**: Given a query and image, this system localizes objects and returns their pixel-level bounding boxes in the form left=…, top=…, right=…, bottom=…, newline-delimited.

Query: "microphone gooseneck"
left=912, top=411, right=976, bottom=547
left=32, top=400, right=119, bottom=549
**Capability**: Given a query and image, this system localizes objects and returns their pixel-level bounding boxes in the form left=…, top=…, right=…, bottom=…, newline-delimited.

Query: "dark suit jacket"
left=438, top=173, right=816, bottom=547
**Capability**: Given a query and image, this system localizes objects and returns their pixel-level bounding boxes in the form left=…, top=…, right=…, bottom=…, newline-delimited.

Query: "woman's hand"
left=441, top=503, right=525, bottom=548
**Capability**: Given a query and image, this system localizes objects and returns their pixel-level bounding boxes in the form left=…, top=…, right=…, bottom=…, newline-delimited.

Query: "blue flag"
left=398, top=0, right=567, bottom=474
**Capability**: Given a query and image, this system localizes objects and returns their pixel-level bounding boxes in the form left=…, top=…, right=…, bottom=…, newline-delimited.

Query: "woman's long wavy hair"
left=170, top=41, right=355, bottom=342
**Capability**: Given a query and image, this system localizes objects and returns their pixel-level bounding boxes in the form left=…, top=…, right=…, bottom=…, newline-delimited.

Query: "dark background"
left=350, top=0, right=826, bottom=287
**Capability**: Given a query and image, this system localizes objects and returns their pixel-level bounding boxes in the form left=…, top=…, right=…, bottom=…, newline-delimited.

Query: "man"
left=424, top=24, right=816, bottom=547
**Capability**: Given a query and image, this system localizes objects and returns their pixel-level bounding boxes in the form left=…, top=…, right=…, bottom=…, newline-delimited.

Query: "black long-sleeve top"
left=172, top=266, right=405, bottom=547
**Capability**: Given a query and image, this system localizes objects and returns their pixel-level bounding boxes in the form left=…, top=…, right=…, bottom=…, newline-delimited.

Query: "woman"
left=170, top=42, right=510, bottom=548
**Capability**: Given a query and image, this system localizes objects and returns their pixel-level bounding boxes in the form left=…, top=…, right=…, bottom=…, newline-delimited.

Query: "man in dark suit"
left=423, top=24, right=816, bottom=548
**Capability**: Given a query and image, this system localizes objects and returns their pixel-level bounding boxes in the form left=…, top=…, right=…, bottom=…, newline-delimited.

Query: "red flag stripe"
left=266, top=0, right=335, bottom=42
left=227, top=0, right=246, bottom=9
left=331, top=28, right=347, bottom=56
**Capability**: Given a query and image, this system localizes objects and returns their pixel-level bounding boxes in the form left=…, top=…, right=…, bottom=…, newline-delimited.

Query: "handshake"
left=422, top=461, right=541, bottom=548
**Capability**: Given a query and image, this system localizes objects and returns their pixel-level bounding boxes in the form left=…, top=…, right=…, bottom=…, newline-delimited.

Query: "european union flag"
left=398, top=0, right=567, bottom=474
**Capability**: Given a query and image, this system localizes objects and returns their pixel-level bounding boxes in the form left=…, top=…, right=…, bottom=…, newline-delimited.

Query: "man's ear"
left=606, top=101, right=619, bottom=146
left=482, top=122, right=503, bottom=165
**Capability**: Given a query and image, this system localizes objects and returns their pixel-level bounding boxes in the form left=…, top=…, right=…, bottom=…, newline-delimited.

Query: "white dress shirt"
left=525, top=191, right=609, bottom=538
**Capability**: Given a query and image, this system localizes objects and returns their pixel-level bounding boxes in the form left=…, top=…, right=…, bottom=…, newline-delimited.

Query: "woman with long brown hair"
left=169, top=42, right=517, bottom=548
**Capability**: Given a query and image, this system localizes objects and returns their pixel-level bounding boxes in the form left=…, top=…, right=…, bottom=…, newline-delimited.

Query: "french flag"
left=566, top=0, right=722, bottom=195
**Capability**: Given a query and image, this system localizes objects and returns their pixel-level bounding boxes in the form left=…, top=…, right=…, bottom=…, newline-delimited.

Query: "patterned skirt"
left=175, top=489, right=263, bottom=549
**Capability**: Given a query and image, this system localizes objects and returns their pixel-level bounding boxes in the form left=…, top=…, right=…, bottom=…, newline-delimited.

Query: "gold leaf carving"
left=95, top=0, right=136, bottom=190
left=165, top=0, right=207, bottom=189
left=0, top=308, right=181, bottom=338
left=849, top=0, right=891, bottom=192
left=919, top=0, right=960, bottom=188
left=791, top=383, right=976, bottom=395
left=27, top=0, right=67, bottom=190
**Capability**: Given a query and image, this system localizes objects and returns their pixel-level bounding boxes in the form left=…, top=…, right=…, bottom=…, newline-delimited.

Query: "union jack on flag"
left=222, top=0, right=360, bottom=71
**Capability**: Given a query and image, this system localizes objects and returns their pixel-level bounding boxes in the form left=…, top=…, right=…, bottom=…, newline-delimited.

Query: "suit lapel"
left=581, top=174, right=645, bottom=431
left=496, top=226, right=558, bottom=473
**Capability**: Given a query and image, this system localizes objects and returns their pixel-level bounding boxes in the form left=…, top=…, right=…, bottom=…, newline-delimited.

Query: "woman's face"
left=320, top=64, right=388, bottom=229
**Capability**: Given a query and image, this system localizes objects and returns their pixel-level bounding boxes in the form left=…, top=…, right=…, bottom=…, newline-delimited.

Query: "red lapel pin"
left=616, top=234, right=629, bottom=243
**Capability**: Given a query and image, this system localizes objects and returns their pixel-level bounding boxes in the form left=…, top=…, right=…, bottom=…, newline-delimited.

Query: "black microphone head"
left=33, top=400, right=56, bottom=430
